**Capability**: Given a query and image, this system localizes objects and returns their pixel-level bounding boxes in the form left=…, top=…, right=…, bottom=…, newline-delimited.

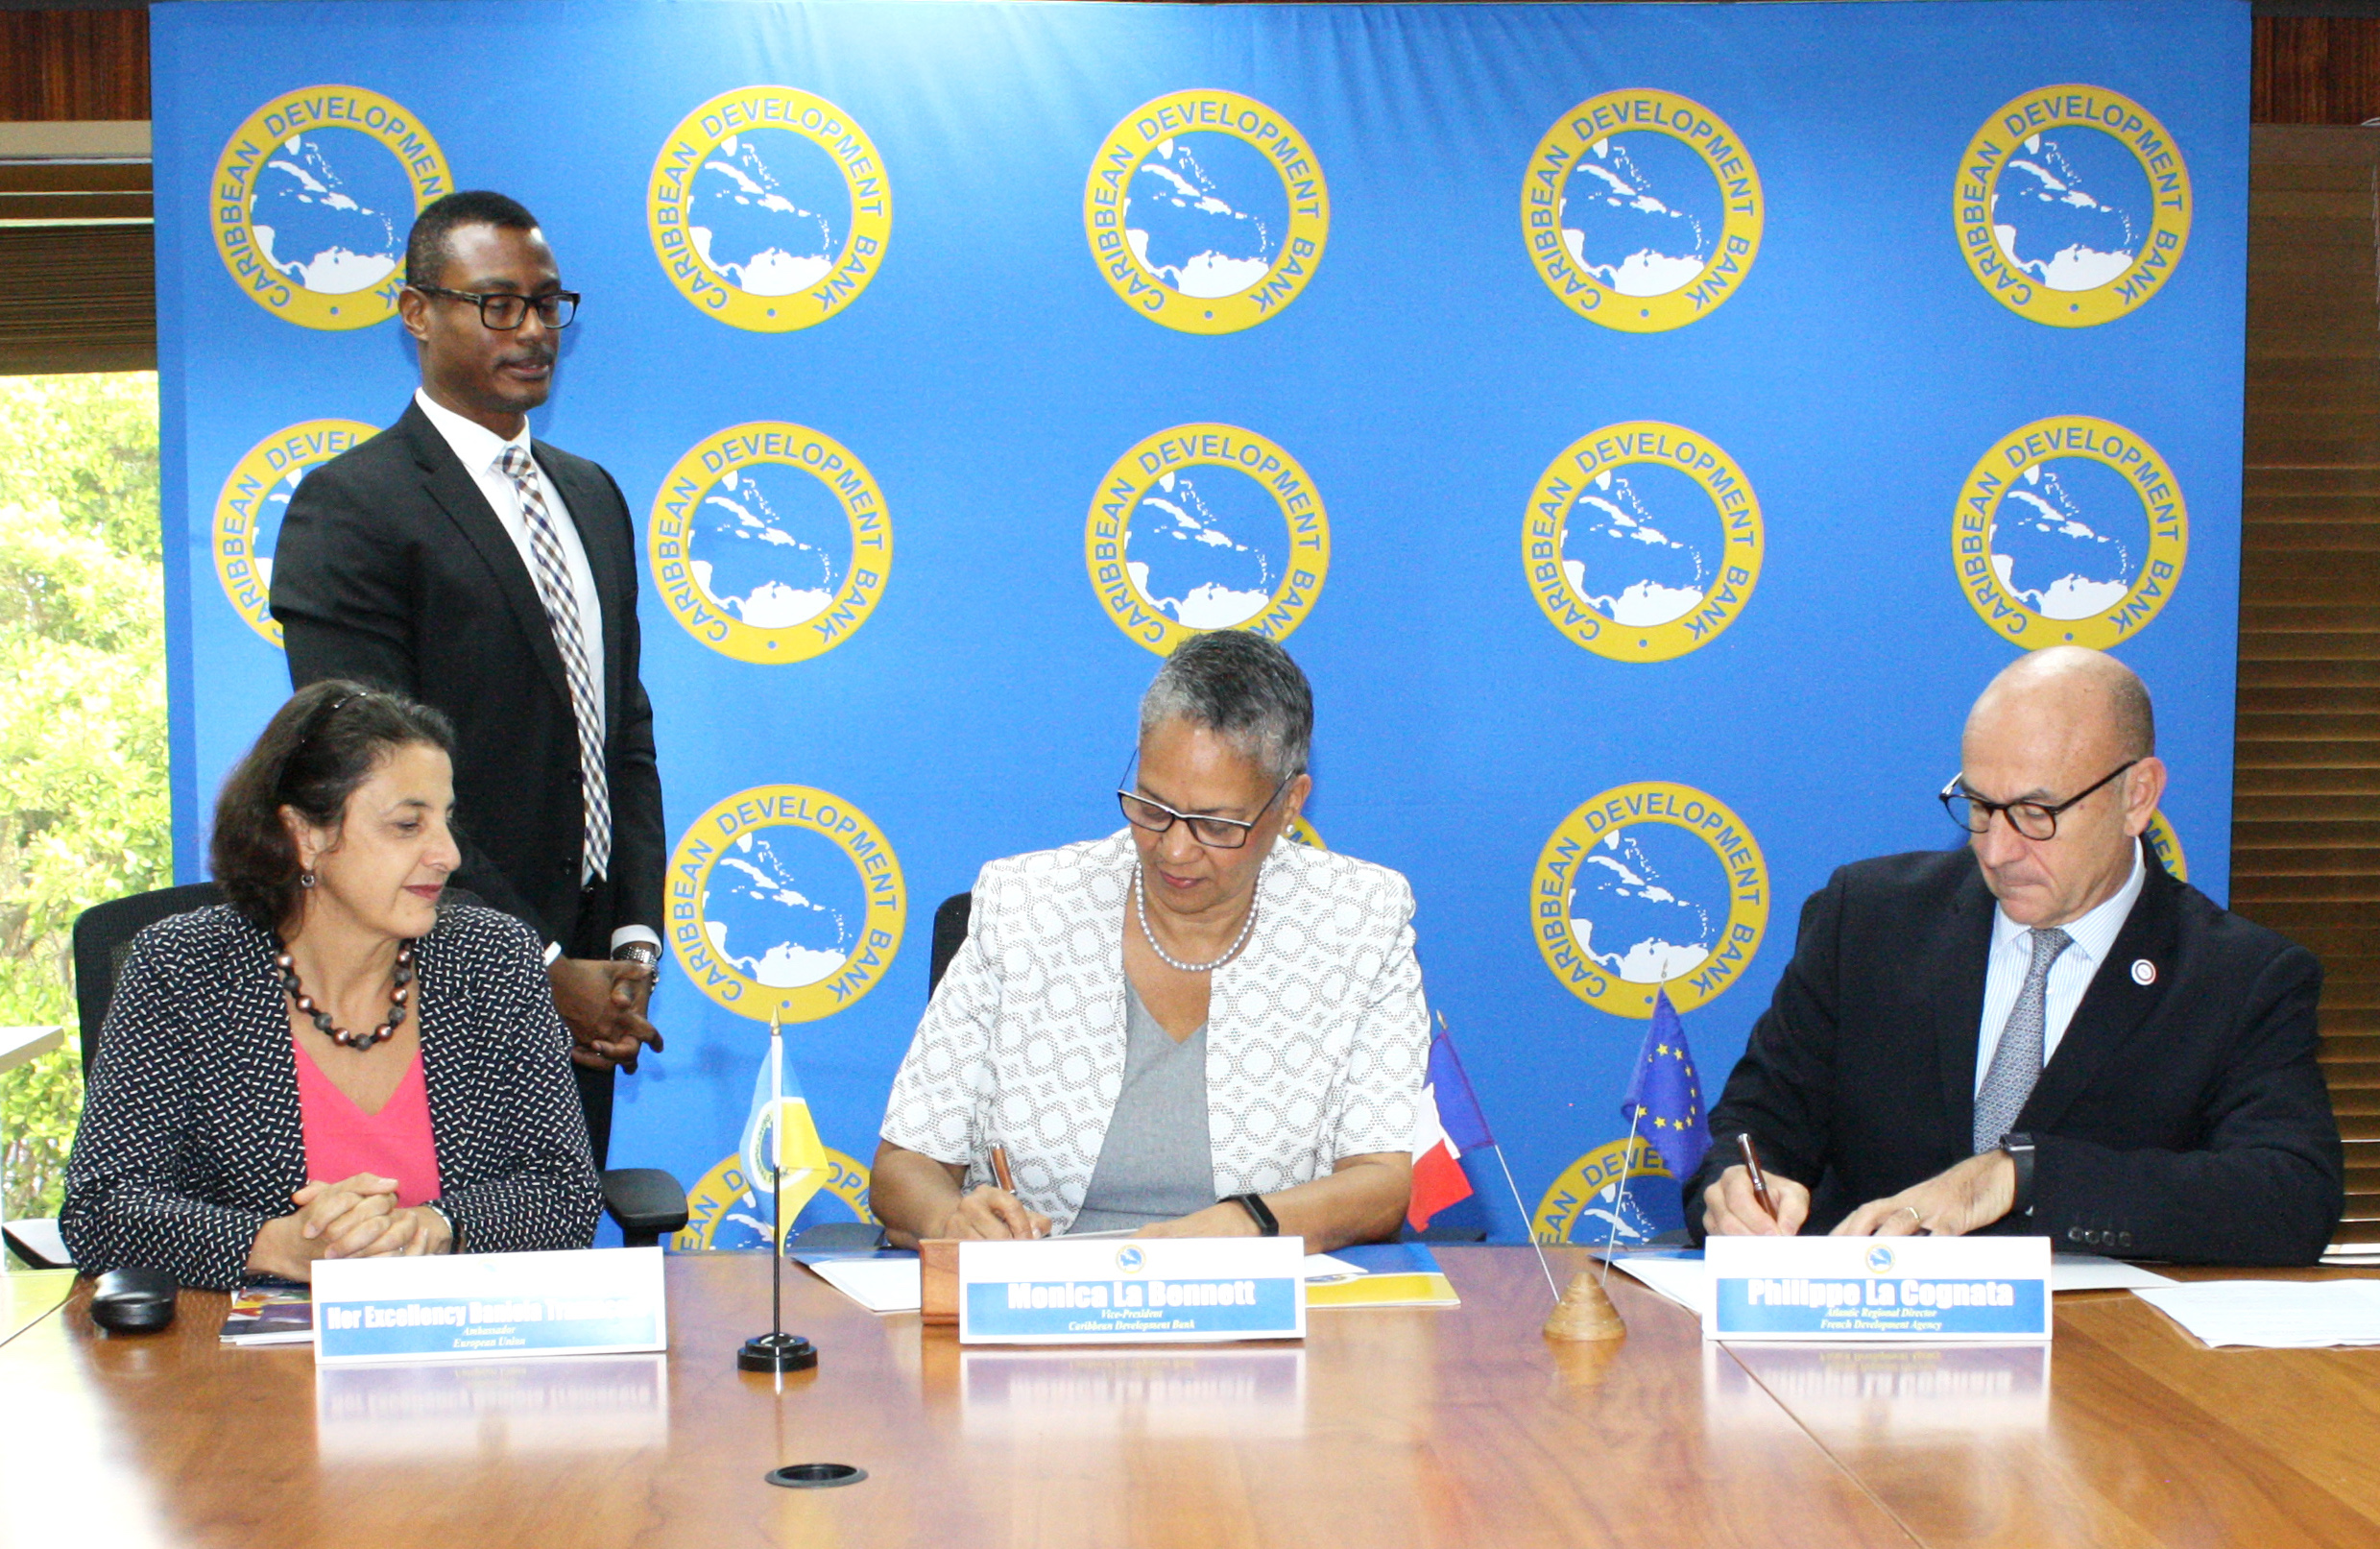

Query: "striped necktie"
left=497, top=445, right=611, bottom=881
left=1973, top=926, right=2072, bottom=1152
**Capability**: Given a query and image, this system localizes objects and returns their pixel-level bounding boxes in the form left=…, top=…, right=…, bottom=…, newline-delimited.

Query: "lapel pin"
left=2130, top=959, right=2156, bottom=986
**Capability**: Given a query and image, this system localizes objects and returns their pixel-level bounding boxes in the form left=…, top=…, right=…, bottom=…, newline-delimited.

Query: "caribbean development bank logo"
left=1531, top=1137, right=1681, bottom=1246
left=674, top=1146, right=875, bottom=1251
left=1524, top=422, right=1761, bottom=660
left=1524, top=90, right=1762, bottom=332
left=1954, top=417, right=2186, bottom=649
left=648, top=424, right=889, bottom=663
left=1084, top=90, right=1328, bottom=333
left=211, top=87, right=450, bottom=329
left=1086, top=424, right=1329, bottom=655
left=666, top=786, right=905, bottom=1022
left=2146, top=811, right=2188, bottom=881
left=211, top=419, right=377, bottom=646
left=1532, top=783, right=1768, bottom=1019
left=1956, top=85, right=2191, bottom=327
left=648, top=87, right=891, bottom=330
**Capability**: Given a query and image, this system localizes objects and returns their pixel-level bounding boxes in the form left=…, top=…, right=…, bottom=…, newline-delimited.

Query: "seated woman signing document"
left=61, top=682, right=600, bottom=1288
left=873, top=632, right=1430, bottom=1253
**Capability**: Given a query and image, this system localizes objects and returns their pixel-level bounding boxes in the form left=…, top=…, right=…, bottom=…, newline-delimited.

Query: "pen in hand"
left=1735, top=1132, right=1779, bottom=1222
left=988, top=1144, right=1045, bottom=1238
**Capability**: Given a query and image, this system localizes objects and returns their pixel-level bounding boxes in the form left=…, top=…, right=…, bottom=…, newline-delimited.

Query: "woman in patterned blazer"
left=61, top=681, right=600, bottom=1289
left=874, top=632, right=1430, bottom=1252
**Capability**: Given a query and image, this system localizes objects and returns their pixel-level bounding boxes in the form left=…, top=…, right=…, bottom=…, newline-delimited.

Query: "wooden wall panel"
left=0, top=12, right=147, bottom=124
left=2243, top=125, right=2380, bottom=1243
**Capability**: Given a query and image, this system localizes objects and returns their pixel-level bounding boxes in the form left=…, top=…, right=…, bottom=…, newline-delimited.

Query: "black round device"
left=89, top=1267, right=179, bottom=1334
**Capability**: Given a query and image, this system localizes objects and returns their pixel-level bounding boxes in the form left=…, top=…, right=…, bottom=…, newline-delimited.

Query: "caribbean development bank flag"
left=1625, top=989, right=1711, bottom=1182
left=740, top=1025, right=829, bottom=1250
left=1409, top=1021, right=1495, bottom=1229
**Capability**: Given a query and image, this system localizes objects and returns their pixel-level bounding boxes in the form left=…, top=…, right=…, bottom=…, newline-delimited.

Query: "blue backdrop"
left=153, top=0, right=2246, bottom=1246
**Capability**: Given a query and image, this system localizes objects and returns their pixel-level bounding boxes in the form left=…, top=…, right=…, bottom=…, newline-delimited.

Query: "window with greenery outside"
left=0, top=374, right=167, bottom=1225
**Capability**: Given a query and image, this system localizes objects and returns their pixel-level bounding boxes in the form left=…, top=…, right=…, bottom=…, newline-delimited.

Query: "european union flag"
left=1623, top=988, right=1710, bottom=1183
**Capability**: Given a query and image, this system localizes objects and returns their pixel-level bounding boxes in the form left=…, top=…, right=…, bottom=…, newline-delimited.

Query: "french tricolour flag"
left=1408, top=1019, right=1496, bottom=1230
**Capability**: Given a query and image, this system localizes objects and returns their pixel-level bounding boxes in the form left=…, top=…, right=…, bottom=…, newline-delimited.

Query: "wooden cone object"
left=1543, top=1269, right=1627, bottom=1343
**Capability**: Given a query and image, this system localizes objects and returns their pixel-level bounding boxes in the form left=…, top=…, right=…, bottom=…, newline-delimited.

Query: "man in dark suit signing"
left=1687, top=646, right=2342, bottom=1264
left=272, top=190, right=663, bottom=1167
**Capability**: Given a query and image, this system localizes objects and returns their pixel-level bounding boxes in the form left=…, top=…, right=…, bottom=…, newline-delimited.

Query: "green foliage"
left=0, top=372, right=166, bottom=1222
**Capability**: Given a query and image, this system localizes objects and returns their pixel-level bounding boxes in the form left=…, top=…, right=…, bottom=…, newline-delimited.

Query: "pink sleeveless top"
left=293, top=1041, right=443, bottom=1208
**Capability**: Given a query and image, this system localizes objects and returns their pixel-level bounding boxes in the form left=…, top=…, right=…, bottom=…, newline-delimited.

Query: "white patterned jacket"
left=881, top=830, right=1430, bottom=1233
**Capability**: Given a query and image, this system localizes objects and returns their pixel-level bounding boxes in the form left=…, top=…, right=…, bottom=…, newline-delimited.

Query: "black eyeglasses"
left=1118, top=776, right=1293, bottom=850
left=1938, top=760, right=2139, bottom=841
left=411, top=285, right=579, bottom=330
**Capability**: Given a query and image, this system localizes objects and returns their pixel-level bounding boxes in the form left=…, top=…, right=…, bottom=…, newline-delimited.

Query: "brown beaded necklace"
left=274, top=939, right=417, bottom=1051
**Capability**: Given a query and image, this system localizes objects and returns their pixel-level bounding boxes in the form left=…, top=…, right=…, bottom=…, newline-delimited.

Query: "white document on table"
left=2134, top=1280, right=2380, bottom=1348
left=1608, top=1249, right=2175, bottom=1311
left=809, top=1258, right=923, bottom=1314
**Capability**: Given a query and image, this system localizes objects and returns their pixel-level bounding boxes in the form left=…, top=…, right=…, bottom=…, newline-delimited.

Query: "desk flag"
left=1623, top=989, right=1710, bottom=1183
left=739, top=1021, right=829, bottom=1250
left=1409, top=1018, right=1495, bottom=1230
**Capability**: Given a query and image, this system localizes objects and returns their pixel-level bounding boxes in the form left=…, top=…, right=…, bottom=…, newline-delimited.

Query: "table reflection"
left=1725, top=1343, right=2051, bottom=1434
left=960, top=1345, right=1308, bottom=1437
left=315, top=1354, right=670, bottom=1459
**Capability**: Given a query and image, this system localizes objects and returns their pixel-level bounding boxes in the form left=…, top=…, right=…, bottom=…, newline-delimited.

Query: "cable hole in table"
left=767, top=1463, right=867, bottom=1489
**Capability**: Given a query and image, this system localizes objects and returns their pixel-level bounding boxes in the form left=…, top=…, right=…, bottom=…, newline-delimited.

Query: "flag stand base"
left=739, top=1332, right=819, bottom=1372
left=1543, top=1271, right=1626, bottom=1342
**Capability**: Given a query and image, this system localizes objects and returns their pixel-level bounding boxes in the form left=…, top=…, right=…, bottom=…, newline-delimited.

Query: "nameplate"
left=958, top=1237, right=1306, bottom=1345
left=1705, top=1235, right=2051, bottom=1343
left=313, top=1246, right=666, bottom=1365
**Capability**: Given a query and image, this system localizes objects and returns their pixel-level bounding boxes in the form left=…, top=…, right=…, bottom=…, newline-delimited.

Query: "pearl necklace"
left=275, top=940, right=416, bottom=1050
left=1134, top=867, right=1258, bottom=973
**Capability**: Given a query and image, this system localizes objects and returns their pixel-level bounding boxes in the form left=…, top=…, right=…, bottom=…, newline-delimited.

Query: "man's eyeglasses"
left=1118, top=776, right=1293, bottom=850
left=1938, top=760, right=2139, bottom=841
left=411, top=285, right=579, bottom=330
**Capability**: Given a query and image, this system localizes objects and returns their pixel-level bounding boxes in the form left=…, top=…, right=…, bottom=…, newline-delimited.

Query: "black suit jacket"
left=270, top=400, right=663, bottom=951
left=1684, top=842, right=2343, bottom=1265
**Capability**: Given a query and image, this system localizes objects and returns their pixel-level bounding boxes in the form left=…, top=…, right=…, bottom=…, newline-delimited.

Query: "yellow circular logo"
left=1954, top=416, right=2187, bottom=650
left=210, top=87, right=451, bottom=329
left=1524, top=422, right=1762, bottom=661
left=1531, top=1137, right=1677, bottom=1246
left=2146, top=811, right=2187, bottom=882
left=1286, top=815, right=1325, bottom=850
left=671, top=1146, right=874, bottom=1251
left=1084, top=91, right=1329, bottom=334
left=648, top=87, right=892, bottom=331
left=1532, top=782, right=1769, bottom=1019
left=1086, top=424, right=1330, bottom=656
left=211, top=419, right=378, bottom=647
left=666, top=785, right=906, bottom=1022
left=648, top=423, right=890, bottom=663
left=1955, top=85, right=2191, bottom=327
left=1523, top=90, right=1763, bottom=332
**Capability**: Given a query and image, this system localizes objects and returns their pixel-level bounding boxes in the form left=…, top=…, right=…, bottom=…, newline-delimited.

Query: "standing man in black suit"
left=1687, top=647, right=2342, bottom=1265
left=272, top=191, right=664, bottom=1168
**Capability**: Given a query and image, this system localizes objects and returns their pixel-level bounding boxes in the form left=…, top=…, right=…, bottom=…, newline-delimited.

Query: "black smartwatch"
left=1225, top=1193, right=1279, bottom=1236
left=2001, top=1132, right=2037, bottom=1219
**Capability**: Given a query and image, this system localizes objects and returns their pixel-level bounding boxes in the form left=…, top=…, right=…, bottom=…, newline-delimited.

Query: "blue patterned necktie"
left=1974, top=926, right=2072, bottom=1153
left=497, top=445, right=612, bottom=881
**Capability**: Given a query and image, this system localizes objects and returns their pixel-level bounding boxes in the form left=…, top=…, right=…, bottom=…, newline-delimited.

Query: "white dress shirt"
left=1974, top=843, right=2148, bottom=1093
left=414, top=392, right=655, bottom=954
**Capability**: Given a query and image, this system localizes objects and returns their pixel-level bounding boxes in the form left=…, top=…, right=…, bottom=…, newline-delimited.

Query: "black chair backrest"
left=72, top=883, right=224, bottom=1075
left=927, top=891, right=972, bottom=1000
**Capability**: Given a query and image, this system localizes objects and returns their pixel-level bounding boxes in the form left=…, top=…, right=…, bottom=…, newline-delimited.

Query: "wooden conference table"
left=2, top=1247, right=2378, bottom=1549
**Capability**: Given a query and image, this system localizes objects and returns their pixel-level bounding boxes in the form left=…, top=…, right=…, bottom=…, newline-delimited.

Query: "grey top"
left=1067, top=983, right=1216, bottom=1233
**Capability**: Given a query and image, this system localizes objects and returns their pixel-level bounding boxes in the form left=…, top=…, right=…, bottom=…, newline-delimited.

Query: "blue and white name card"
left=313, top=1246, right=667, bottom=1366
left=1704, top=1236, right=2052, bottom=1343
left=959, top=1237, right=1306, bottom=1345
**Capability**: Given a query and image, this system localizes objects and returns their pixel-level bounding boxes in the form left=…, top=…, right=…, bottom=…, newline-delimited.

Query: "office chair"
left=52, top=883, right=688, bottom=1254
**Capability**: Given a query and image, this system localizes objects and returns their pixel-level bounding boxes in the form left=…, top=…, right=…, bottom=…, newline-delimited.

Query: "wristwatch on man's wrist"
left=2001, top=1132, right=2037, bottom=1219
left=613, top=941, right=661, bottom=969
